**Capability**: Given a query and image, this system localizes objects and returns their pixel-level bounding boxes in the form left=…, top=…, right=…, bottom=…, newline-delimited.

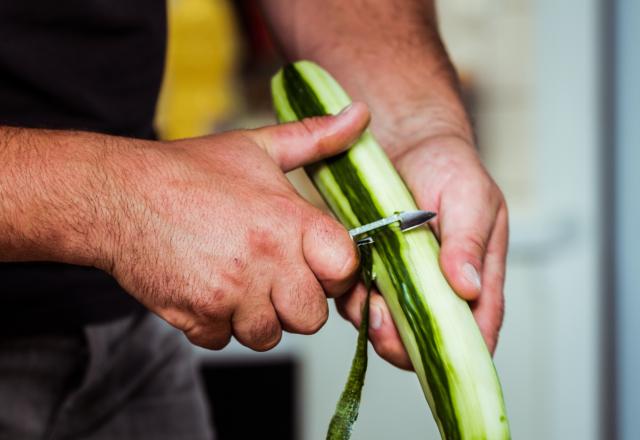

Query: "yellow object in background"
left=155, top=0, right=239, bottom=140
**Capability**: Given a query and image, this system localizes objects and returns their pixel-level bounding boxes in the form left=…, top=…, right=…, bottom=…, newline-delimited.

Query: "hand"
left=99, top=104, right=370, bottom=351
left=336, top=135, right=508, bottom=369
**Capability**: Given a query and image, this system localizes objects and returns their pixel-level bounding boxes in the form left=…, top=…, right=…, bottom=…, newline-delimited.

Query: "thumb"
left=251, top=102, right=370, bottom=172
left=438, top=193, right=496, bottom=301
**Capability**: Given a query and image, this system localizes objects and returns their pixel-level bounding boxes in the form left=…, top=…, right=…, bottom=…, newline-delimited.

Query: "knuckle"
left=277, top=282, right=328, bottom=334
left=268, top=194, right=306, bottom=234
left=273, top=192, right=302, bottom=215
left=300, top=117, right=322, bottom=150
left=193, top=286, right=231, bottom=321
left=207, top=334, right=233, bottom=351
left=185, top=325, right=231, bottom=351
left=462, top=232, right=487, bottom=260
left=221, top=259, right=249, bottom=290
left=301, top=301, right=329, bottom=335
left=160, top=307, right=193, bottom=332
left=483, top=177, right=506, bottom=213
left=461, top=168, right=501, bottom=209
left=245, top=315, right=282, bottom=351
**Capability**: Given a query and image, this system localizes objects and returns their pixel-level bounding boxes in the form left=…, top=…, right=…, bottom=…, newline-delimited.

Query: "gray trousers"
left=0, top=312, right=214, bottom=440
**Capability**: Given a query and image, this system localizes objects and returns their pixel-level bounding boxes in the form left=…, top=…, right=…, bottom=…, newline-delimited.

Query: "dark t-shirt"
left=0, top=1, right=167, bottom=331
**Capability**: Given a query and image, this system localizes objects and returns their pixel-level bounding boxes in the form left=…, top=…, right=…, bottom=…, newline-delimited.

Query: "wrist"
left=86, top=136, right=163, bottom=274
left=374, top=83, right=475, bottom=161
left=0, top=126, right=147, bottom=270
left=308, top=43, right=473, bottom=160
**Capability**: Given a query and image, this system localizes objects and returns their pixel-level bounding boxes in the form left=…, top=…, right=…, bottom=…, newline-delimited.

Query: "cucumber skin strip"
left=272, top=61, right=510, bottom=440
left=326, top=244, right=373, bottom=440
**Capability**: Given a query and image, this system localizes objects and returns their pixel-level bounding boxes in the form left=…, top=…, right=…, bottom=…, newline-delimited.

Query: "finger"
left=471, top=204, right=508, bottom=354
left=336, top=284, right=413, bottom=370
left=251, top=102, right=370, bottom=172
left=271, top=266, right=329, bottom=335
left=334, top=282, right=367, bottom=324
left=158, top=300, right=234, bottom=351
left=438, top=180, right=501, bottom=301
left=232, top=298, right=283, bottom=352
left=368, top=294, right=413, bottom=370
left=302, top=209, right=359, bottom=297
left=183, top=319, right=233, bottom=351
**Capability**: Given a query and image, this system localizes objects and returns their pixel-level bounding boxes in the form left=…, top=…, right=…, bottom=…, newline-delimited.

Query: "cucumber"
left=271, top=61, right=510, bottom=440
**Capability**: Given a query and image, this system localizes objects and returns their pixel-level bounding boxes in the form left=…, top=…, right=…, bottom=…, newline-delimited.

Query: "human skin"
left=0, top=104, right=371, bottom=350
left=261, top=0, right=508, bottom=369
left=0, top=1, right=507, bottom=366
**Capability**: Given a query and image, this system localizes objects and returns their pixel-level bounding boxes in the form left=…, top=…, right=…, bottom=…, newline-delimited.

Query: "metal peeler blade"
left=349, top=210, right=436, bottom=242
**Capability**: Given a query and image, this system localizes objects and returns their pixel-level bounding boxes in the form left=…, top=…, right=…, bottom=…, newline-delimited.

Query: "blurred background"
left=154, top=0, right=638, bottom=438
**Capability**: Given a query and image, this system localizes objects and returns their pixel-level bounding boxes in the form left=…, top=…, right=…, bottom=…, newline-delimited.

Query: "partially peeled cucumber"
left=271, top=61, right=510, bottom=440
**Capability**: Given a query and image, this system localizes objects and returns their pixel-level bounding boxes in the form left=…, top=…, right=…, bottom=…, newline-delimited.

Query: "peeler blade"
left=399, top=210, right=437, bottom=232
left=348, top=210, right=436, bottom=239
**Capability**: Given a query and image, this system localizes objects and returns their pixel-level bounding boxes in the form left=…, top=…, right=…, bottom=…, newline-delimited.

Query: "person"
left=0, top=1, right=508, bottom=438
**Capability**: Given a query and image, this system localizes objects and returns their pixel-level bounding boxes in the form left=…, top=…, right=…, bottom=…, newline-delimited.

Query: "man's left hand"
left=335, top=135, right=508, bottom=370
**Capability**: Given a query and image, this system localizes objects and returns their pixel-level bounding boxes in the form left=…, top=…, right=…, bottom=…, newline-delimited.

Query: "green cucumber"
left=271, top=61, right=510, bottom=440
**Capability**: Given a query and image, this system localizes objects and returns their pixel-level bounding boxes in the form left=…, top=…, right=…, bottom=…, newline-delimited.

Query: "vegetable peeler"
left=349, top=210, right=436, bottom=246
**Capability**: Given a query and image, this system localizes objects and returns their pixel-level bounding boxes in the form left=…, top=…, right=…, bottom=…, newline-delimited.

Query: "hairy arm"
left=0, top=126, right=125, bottom=267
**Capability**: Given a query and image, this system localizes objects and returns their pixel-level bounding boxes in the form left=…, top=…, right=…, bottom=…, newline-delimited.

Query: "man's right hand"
left=100, top=103, right=370, bottom=351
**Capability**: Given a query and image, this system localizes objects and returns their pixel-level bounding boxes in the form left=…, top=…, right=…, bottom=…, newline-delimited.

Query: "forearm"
left=261, top=0, right=473, bottom=158
left=0, top=126, right=127, bottom=267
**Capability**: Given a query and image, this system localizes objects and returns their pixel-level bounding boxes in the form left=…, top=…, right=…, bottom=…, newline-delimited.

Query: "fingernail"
left=370, top=304, right=383, bottom=330
left=337, top=103, right=353, bottom=116
left=462, top=263, right=482, bottom=291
